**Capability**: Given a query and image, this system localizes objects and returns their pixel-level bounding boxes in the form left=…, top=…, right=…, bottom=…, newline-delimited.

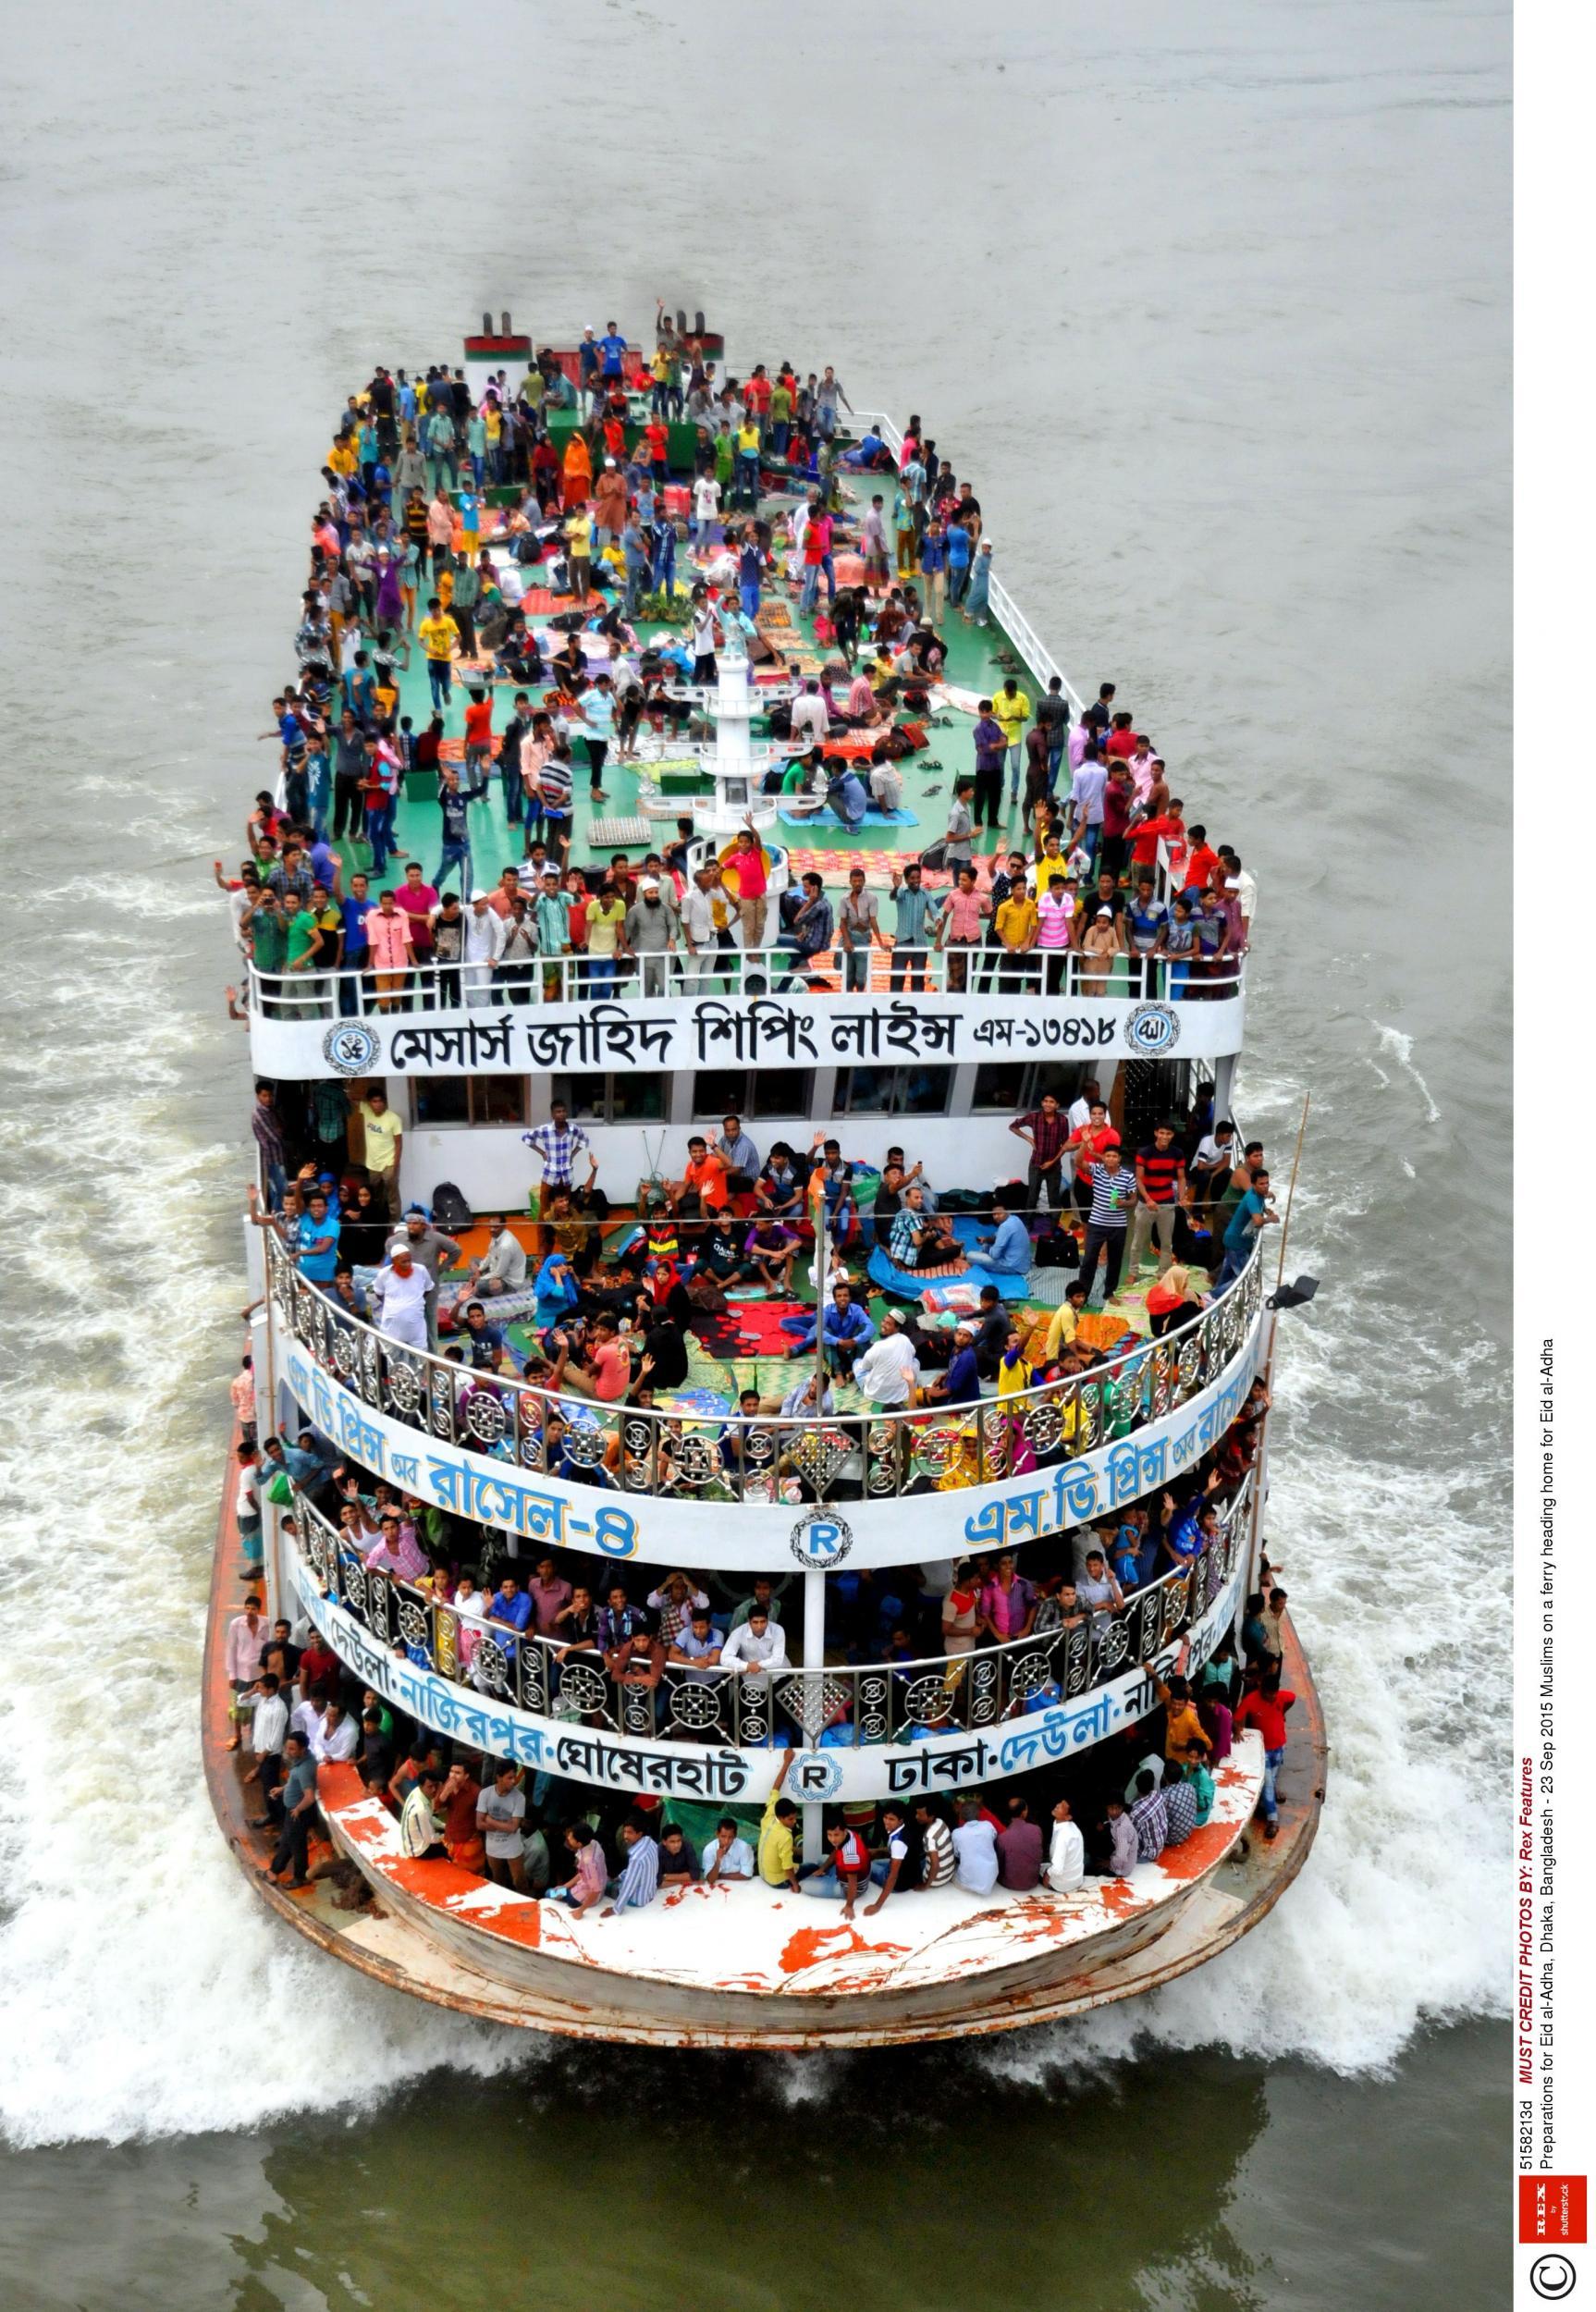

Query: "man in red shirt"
left=462, top=686, right=495, bottom=797
left=1104, top=710, right=1139, bottom=760
left=1182, top=824, right=1222, bottom=898
left=643, top=417, right=669, bottom=486
left=393, top=862, right=438, bottom=962
left=729, top=823, right=769, bottom=949
left=1234, top=1676, right=1296, bottom=1839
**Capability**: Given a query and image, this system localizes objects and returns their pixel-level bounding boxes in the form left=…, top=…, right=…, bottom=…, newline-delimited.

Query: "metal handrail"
left=264, top=1230, right=1265, bottom=1510
left=289, top=1470, right=1251, bottom=1751
left=244, top=945, right=1245, bottom=1017
left=843, top=408, right=1084, bottom=716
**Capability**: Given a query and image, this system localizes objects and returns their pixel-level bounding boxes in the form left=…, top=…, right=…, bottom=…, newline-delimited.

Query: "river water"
left=0, top=2, right=1509, bottom=2305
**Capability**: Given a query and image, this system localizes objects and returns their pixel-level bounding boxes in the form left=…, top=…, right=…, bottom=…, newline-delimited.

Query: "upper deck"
left=239, top=404, right=1249, bottom=1089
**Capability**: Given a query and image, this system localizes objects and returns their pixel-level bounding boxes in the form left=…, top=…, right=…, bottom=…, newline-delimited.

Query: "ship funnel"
left=693, top=309, right=706, bottom=337
left=481, top=311, right=493, bottom=334
left=501, top=310, right=511, bottom=335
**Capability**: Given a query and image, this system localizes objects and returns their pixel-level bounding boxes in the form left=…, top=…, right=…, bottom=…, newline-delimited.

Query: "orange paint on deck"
left=778, top=1923, right=911, bottom=1975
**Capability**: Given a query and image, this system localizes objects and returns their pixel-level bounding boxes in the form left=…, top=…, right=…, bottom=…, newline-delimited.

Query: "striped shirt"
left=1136, top=1145, right=1185, bottom=1204
left=1129, top=1787, right=1168, bottom=1861
left=1087, top=1162, right=1136, bottom=1230
left=538, top=756, right=574, bottom=818
left=1162, top=1778, right=1199, bottom=1847
left=921, top=1817, right=955, bottom=1888
left=612, top=1834, right=660, bottom=1912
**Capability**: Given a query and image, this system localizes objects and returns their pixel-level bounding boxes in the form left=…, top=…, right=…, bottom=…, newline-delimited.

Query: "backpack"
left=1034, top=1228, right=1079, bottom=1271
left=431, top=1179, right=473, bottom=1235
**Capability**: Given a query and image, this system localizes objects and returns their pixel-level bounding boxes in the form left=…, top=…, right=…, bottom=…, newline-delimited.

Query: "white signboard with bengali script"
left=249, top=985, right=1246, bottom=1081
left=274, top=1310, right=1263, bottom=1574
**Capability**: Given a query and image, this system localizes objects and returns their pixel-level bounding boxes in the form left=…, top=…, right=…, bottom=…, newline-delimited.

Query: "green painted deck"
left=334, top=468, right=1038, bottom=899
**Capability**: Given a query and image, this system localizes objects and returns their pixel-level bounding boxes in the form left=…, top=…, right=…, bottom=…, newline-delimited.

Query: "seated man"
left=447, top=1213, right=527, bottom=1322
left=889, top=1184, right=963, bottom=1272
left=668, top=1133, right=731, bottom=1224
left=756, top=1143, right=808, bottom=1225
left=702, top=1816, right=756, bottom=1885
left=546, top=1312, right=632, bottom=1402
left=826, top=762, right=870, bottom=834
left=780, top=1279, right=875, bottom=1376
left=919, top=1322, right=982, bottom=1408
left=743, top=1213, right=801, bottom=1293
left=965, top=1198, right=1032, bottom=1277
left=774, top=872, right=835, bottom=990
left=456, top=1299, right=527, bottom=1375
left=692, top=1212, right=747, bottom=1290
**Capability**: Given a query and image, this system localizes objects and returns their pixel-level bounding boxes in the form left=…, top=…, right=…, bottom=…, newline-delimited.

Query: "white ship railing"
left=289, top=1473, right=1250, bottom=1752
left=846, top=408, right=1085, bottom=717
left=245, top=947, right=1244, bottom=1017
left=264, top=1231, right=1264, bottom=1512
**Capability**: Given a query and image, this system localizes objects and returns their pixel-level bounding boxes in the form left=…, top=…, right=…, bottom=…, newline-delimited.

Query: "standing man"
left=1129, top=1122, right=1188, bottom=1280
left=1078, top=1146, right=1139, bottom=1308
left=888, top=861, right=932, bottom=992
left=991, top=676, right=1032, bottom=810
left=525, top=1100, right=598, bottom=1202
left=1009, top=1089, right=1069, bottom=1225
left=352, top=1086, right=402, bottom=1216
left=971, top=699, right=1007, bottom=832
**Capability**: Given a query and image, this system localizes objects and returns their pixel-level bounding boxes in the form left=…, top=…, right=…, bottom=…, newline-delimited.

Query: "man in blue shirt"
left=775, top=872, right=834, bottom=989
left=1215, top=1167, right=1277, bottom=1291
left=966, top=1199, right=1031, bottom=1279
left=295, top=1193, right=340, bottom=1282
left=888, top=863, right=931, bottom=992
left=607, top=1817, right=660, bottom=1915
left=781, top=1281, right=876, bottom=1376
left=923, top=1325, right=982, bottom=1407
left=596, top=322, right=628, bottom=381
left=827, top=764, right=869, bottom=834
left=268, top=1733, right=320, bottom=1888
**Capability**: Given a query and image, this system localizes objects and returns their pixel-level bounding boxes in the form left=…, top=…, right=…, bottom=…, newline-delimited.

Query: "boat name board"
left=290, top=990, right=1214, bottom=1081
left=273, top=1316, right=1262, bottom=1571
left=293, top=1556, right=1246, bottom=1802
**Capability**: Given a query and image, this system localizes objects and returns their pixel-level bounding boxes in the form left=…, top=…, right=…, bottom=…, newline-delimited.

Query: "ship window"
left=549, top=1073, right=666, bottom=1125
left=971, top=1062, right=1029, bottom=1113
left=971, top=1061, right=1091, bottom=1114
left=835, top=1066, right=951, bottom=1118
left=694, top=1068, right=816, bottom=1121
left=411, top=1077, right=529, bottom=1127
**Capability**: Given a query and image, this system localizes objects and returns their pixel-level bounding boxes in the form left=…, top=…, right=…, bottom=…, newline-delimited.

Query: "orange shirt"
left=464, top=699, right=494, bottom=749
left=684, top=1154, right=729, bottom=1211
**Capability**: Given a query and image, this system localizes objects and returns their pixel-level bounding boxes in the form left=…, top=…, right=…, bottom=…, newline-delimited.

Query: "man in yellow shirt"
left=1042, top=1280, right=1089, bottom=1362
left=991, top=676, right=1031, bottom=808
left=418, top=596, right=457, bottom=711
left=351, top=1088, right=404, bottom=1215
left=757, top=1750, right=800, bottom=1890
left=994, top=886, right=1037, bottom=991
left=565, top=509, right=593, bottom=604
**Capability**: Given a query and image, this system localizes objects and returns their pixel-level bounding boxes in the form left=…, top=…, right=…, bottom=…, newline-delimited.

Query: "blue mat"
left=777, top=806, right=919, bottom=830
left=866, top=1212, right=1031, bottom=1306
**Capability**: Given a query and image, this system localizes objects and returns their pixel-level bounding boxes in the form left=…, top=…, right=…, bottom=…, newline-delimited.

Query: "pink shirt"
left=1037, top=894, right=1074, bottom=951
left=393, top=882, right=437, bottom=951
left=731, top=844, right=767, bottom=898
left=571, top=1840, right=608, bottom=1905
left=363, top=909, right=415, bottom=969
left=939, top=888, right=989, bottom=942
left=225, top=1613, right=267, bottom=1684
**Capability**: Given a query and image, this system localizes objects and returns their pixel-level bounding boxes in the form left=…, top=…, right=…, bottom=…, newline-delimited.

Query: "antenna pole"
left=1273, top=1091, right=1310, bottom=1291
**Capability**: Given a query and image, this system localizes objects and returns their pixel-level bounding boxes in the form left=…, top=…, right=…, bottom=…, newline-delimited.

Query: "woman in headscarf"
left=1146, top=1263, right=1205, bottom=1338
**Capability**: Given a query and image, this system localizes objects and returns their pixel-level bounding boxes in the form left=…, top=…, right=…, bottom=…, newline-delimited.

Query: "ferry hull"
left=204, top=1448, right=1326, bottom=2050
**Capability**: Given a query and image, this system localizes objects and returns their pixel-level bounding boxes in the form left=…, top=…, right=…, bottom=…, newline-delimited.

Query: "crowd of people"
left=226, top=320, right=1295, bottom=1930
left=227, top=321, right=1258, bottom=1013
left=224, top=1536, right=1296, bottom=1901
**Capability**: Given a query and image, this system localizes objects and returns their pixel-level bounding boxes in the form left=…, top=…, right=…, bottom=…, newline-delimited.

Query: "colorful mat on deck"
left=777, top=806, right=919, bottom=831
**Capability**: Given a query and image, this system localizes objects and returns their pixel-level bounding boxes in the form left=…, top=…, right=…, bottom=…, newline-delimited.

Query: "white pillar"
left=802, top=1568, right=827, bottom=1863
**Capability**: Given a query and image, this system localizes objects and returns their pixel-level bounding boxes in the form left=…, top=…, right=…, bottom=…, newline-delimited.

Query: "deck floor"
left=318, top=468, right=1033, bottom=899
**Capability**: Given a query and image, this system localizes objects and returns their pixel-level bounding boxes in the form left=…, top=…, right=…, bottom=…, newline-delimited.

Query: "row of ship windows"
left=407, top=1061, right=1096, bottom=1131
